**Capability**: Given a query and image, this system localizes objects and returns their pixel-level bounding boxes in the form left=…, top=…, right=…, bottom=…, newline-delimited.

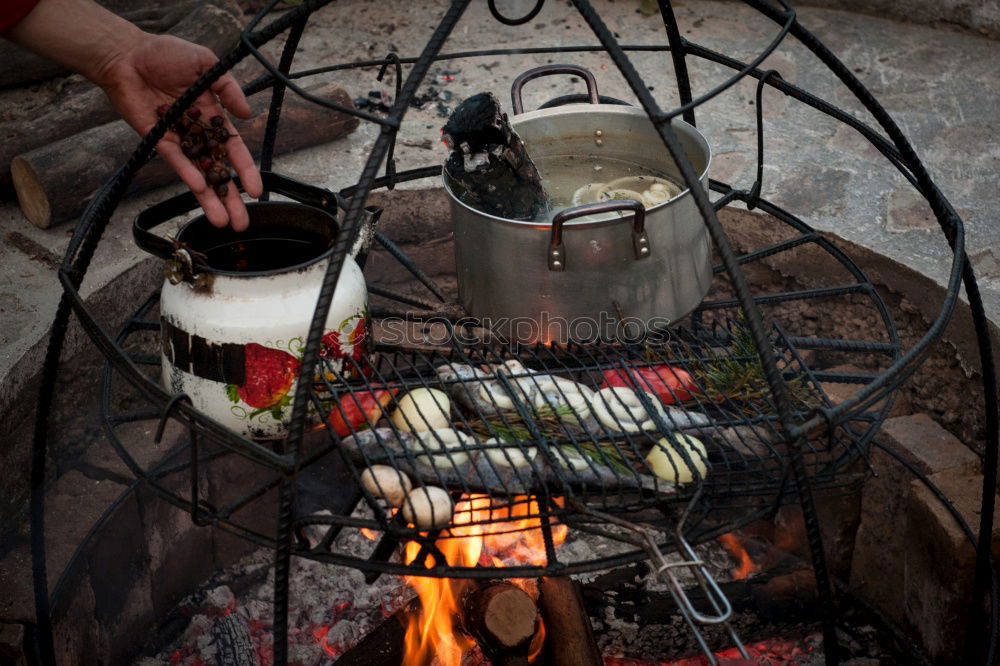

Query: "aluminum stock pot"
left=134, top=175, right=375, bottom=439
left=444, top=65, right=712, bottom=344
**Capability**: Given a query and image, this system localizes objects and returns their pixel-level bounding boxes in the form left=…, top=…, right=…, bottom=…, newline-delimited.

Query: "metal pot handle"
left=511, top=64, right=600, bottom=115
left=132, top=171, right=344, bottom=263
left=548, top=200, right=650, bottom=271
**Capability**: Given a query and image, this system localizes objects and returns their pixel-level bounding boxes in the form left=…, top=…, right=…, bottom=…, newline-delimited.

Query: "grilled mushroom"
left=401, top=486, right=454, bottom=528
left=360, top=465, right=413, bottom=507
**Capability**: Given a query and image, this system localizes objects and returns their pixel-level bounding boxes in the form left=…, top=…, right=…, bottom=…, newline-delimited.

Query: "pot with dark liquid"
left=134, top=189, right=372, bottom=439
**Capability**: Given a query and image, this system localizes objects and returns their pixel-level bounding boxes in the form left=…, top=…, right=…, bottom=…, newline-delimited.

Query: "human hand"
left=95, top=33, right=264, bottom=231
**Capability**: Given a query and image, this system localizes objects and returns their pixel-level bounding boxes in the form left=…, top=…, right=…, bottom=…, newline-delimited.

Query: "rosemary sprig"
left=464, top=404, right=576, bottom=441
left=461, top=404, right=635, bottom=474
left=647, top=321, right=820, bottom=417
left=567, top=442, right=635, bottom=475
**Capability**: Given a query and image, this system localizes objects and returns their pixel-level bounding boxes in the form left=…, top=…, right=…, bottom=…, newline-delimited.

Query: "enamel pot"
left=134, top=173, right=378, bottom=439
left=444, top=65, right=713, bottom=344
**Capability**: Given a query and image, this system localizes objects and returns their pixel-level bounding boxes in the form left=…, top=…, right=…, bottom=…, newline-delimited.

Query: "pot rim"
left=442, top=105, right=712, bottom=228
left=175, top=200, right=340, bottom=278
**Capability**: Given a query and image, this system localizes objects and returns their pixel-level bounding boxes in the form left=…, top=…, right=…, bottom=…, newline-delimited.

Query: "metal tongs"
left=568, top=488, right=750, bottom=665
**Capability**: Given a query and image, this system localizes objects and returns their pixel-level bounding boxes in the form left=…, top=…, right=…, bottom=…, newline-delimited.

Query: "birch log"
left=11, top=83, right=359, bottom=228
left=0, top=0, right=244, bottom=184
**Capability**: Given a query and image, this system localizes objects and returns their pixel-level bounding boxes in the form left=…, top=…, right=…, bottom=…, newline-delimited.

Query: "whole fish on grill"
left=306, top=426, right=675, bottom=496
left=435, top=362, right=709, bottom=433
left=442, top=92, right=548, bottom=220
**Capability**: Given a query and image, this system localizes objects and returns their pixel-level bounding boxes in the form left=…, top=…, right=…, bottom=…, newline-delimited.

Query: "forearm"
left=4, top=0, right=144, bottom=86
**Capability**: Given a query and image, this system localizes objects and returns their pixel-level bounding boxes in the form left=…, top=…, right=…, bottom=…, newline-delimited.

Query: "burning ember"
left=604, top=634, right=818, bottom=665
left=401, top=494, right=567, bottom=665
left=142, top=507, right=806, bottom=666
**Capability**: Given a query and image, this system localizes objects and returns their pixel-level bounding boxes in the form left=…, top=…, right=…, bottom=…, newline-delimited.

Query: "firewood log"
left=11, top=82, right=359, bottom=228
left=336, top=582, right=540, bottom=666
left=0, top=0, right=234, bottom=88
left=0, top=0, right=243, bottom=184
left=462, top=582, right=539, bottom=666
left=537, top=576, right=602, bottom=666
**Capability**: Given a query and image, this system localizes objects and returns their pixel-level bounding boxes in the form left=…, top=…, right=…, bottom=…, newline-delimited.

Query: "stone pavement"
left=1, top=0, right=998, bottom=432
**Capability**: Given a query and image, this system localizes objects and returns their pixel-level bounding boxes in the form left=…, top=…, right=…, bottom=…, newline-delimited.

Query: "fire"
left=718, top=533, right=760, bottom=580
left=527, top=615, right=546, bottom=662
left=402, top=494, right=567, bottom=665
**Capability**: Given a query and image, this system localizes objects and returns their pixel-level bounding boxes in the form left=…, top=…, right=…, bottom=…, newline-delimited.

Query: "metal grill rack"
left=30, top=0, right=999, bottom=665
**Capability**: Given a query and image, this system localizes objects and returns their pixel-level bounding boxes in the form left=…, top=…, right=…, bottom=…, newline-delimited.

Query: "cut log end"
left=10, top=156, right=50, bottom=229
left=464, top=582, right=539, bottom=666
left=477, top=585, right=538, bottom=648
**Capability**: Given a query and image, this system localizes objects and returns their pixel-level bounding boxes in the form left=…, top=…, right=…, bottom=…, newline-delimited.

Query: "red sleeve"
left=0, top=0, right=42, bottom=33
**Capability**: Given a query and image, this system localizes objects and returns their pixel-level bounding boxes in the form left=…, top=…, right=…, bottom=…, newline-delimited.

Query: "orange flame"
left=719, top=533, right=760, bottom=580
left=402, top=494, right=566, bottom=665
left=527, top=613, right=546, bottom=662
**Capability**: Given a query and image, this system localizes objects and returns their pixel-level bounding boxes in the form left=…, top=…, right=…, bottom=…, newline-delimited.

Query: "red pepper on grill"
left=328, top=389, right=398, bottom=436
left=599, top=364, right=698, bottom=404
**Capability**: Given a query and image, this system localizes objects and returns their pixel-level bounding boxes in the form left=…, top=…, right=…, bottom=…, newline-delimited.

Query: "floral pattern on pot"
left=224, top=310, right=370, bottom=425
left=320, top=309, right=371, bottom=377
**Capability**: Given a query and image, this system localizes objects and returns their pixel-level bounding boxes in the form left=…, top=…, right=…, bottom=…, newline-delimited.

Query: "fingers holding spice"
left=158, top=105, right=236, bottom=199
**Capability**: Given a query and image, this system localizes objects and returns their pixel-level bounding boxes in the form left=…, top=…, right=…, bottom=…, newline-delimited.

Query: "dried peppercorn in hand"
left=158, top=105, right=235, bottom=198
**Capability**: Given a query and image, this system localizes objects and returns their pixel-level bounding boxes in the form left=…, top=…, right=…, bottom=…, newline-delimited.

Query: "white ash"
left=138, top=505, right=743, bottom=665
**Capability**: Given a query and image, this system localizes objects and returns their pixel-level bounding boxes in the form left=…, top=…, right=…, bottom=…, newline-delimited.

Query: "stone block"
left=0, top=623, right=27, bottom=666
left=79, top=417, right=187, bottom=483
left=136, top=483, right=220, bottom=623
left=0, top=547, right=34, bottom=624
left=205, top=449, right=278, bottom=549
left=878, top=414, right=981, bottom=474
left=904, top=467, right=1000, bottom=663
left=850, top=414, right=981, bottom=628
left=44, top=470, right=129, bottom=579
left=84, top=490, right=155, bottom=665
left=773, top=490, right=862, bottom=582
left=50, top=557, right=100, bottom=666
left=0, top=470, right=128, bottom=623
left=367, top=188, right=452, bottom=245
left=364, top=235, right=456, bottom=286
left=886, top=188, right=938, bottom=232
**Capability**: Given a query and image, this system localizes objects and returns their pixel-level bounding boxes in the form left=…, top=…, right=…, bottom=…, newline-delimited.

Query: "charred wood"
left=211, top=613, right=259, bottom=666
left=442, top=92, right=547, bottom=221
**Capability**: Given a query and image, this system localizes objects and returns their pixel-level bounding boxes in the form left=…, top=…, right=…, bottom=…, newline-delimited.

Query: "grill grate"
left=310, top=324, right=853, bottom=524
left=98, top=283, right=884, bottom=579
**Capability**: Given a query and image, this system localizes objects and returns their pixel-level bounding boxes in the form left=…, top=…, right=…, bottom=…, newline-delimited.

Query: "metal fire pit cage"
left=29, top=1, right=999, bottom=665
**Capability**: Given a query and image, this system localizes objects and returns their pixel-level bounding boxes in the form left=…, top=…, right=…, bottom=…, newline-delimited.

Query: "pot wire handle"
left=132, top=171, right=343, bottom=262
left=511, top=64, right=600, bottom=115
left=548, top=200, right=649, bottom=271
